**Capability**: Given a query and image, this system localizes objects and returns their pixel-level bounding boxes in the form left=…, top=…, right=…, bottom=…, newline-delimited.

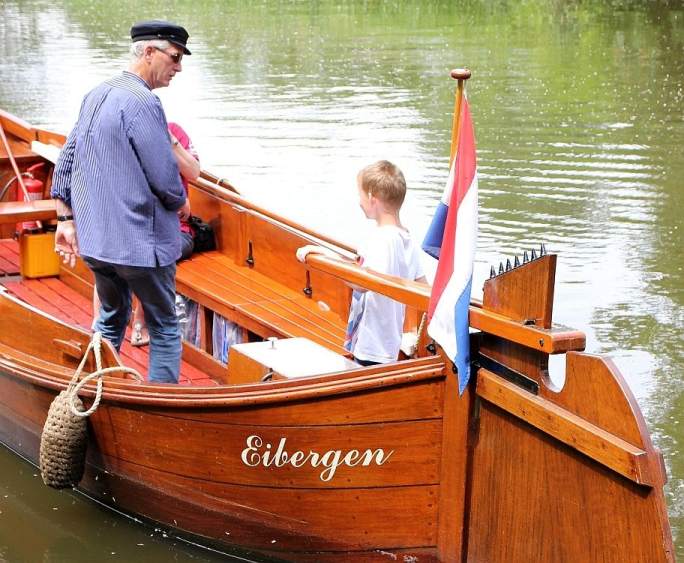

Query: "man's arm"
left=128, top=101, right=187, bottom=212
left=50, top=126, right=77, bottom=208
left=51, top=125, right=80, bottom=267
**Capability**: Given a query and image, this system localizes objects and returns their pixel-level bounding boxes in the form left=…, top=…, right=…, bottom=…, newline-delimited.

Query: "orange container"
left=20, top=232, right=60, bottom=278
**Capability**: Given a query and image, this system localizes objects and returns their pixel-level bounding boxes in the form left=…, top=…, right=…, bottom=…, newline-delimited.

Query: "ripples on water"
left=1, top=0, right=683, bottom=559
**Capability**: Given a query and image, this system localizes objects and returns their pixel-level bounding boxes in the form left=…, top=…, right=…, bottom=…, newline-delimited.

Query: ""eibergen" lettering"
left=240, top=435, right=395, bottom=482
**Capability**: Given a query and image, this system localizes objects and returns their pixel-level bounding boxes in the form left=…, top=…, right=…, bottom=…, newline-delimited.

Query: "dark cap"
left=130, top=20, right=191, bottom=55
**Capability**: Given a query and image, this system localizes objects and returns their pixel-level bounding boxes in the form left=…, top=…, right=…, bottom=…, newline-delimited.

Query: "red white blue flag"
left=422, top=97, right=478, bottom=394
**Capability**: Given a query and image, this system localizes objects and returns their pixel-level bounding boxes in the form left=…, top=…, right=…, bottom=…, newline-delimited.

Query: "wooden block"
left=228, top=337, right=359, bottom=384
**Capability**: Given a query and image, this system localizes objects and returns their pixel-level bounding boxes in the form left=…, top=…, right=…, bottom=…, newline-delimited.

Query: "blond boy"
left=297, top=160, right=426, bottom=365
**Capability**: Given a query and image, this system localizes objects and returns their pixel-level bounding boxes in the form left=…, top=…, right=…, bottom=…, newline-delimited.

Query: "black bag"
left=187, top=215, right=217, bottom=253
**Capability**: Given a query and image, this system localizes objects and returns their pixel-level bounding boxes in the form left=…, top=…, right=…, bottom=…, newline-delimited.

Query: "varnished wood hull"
left=0, top=352, right=447, bottom=560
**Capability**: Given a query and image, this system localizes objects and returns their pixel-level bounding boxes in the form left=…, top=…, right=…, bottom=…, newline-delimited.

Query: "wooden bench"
left=57, top=248, right=350, bottom=371
left=175, top=251, right=349, bottom=356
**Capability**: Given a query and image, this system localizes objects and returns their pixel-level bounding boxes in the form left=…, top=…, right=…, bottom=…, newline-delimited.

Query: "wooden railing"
left=304, top=253, right=585, bottom=354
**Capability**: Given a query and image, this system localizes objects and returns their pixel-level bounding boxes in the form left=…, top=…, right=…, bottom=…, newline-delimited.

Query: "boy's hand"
left=296, top=245, right=323, bottom=263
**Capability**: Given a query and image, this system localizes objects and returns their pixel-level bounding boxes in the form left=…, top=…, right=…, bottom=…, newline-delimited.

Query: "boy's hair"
left=358, top=160, right=406, bottom=209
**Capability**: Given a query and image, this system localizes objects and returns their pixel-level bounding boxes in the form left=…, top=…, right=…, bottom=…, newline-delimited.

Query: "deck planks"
left=1, top=275, right=215, bottom=385
left=0, top=239, right=19, bottom=276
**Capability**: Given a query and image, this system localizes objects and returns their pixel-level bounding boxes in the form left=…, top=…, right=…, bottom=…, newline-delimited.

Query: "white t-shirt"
left=345, top=225, right=425, bottom=363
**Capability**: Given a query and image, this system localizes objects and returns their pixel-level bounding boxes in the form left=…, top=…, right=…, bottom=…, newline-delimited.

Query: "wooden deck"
left=0, top=250, right=215, bottom=386
left=0, top=239, right=19, bottom=277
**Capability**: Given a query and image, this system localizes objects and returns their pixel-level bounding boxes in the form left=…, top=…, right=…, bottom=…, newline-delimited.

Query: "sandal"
left=131, top=322, right=150, bottom=347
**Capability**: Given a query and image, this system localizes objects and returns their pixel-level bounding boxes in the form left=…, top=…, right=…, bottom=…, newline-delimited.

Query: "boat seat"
left=175, top=251, right=349, bottom=355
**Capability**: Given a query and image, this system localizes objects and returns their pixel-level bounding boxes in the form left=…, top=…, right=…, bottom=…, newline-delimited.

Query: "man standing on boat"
left=50, top=20, right=192, bottom=383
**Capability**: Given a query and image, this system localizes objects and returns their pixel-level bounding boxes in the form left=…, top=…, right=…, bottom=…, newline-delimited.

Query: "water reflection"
left=1, top=0, right=683, bottom=558
left=0, top=445, right=240, bottom=561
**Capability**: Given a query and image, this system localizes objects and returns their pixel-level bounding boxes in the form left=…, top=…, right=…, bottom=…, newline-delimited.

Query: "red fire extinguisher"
left=18, top=163, right=45, bottom=233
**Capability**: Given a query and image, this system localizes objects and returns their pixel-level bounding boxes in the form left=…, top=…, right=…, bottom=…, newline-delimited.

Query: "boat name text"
left=241, top=435, right=394, bottom=482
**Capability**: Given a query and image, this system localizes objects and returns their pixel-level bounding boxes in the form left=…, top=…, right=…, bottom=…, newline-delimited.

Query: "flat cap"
left=131, top=20, right=191, bottom=55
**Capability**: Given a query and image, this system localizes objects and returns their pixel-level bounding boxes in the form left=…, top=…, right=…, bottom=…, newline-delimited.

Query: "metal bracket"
left=245, top=240, right=254, bottom=267
left=303, top=270, right=313, bottom=297
left=472, top=353, right=539, bottom=395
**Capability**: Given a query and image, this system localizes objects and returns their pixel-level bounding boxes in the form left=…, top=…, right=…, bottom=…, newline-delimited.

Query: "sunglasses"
left=153, top=47, right=183, bottom=64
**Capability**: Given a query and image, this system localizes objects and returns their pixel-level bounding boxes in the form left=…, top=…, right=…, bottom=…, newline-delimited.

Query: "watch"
left=57, top=215, right=74, bottom=222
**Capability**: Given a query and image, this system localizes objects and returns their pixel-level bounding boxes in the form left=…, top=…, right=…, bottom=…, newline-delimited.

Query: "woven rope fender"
left=39, top=332, right=143, bottom=489
left=39, top=390, right=87, bottom=488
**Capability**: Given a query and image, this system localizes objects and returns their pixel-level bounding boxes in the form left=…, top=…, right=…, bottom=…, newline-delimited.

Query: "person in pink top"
left=168, top=122, right=201, bottom=261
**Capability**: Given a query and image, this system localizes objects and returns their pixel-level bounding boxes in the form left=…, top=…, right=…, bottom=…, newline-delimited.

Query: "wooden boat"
left=0, top=70, right=674, bottom=562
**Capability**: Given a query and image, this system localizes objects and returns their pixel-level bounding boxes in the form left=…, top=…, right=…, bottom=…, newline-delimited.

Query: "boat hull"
left=0, top=354, right=447, bottom=560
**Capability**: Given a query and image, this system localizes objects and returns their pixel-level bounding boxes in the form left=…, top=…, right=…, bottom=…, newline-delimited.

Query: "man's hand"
left=178, top=200, right=191, bottom=222
left=54, top=221, right=79, bottom=268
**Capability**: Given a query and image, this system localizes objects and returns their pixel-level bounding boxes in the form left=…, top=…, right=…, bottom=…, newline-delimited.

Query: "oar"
left=0, top=120, right=32, bottom=202
left=0, top=119, right=43, bottom=230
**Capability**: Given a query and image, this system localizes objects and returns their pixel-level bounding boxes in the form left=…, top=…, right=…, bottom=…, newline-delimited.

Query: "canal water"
left=1, top=0, right=683, bottom=560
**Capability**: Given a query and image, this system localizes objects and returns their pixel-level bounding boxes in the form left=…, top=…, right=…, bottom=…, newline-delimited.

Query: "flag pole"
left=416, top=68, right=473, bottom=359
left=448, top=69, right=472, bottom=168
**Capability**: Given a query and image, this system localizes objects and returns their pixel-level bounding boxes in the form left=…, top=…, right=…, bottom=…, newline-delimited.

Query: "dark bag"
left=187, top=215, right=217, bottom=253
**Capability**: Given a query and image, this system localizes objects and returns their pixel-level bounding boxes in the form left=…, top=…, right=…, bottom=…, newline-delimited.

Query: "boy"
left=297, top=160, right=427, bottom=365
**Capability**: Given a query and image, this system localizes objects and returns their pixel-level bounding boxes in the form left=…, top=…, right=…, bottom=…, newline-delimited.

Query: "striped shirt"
left=51, top=71, right=186, bottom=267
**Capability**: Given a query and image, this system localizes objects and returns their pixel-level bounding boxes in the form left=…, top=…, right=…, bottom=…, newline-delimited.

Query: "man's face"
left=147, top=45, right=183, bottom=89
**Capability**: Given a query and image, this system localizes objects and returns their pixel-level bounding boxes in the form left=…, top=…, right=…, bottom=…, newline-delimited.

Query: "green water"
left=1, top=0, right=683, bottom=560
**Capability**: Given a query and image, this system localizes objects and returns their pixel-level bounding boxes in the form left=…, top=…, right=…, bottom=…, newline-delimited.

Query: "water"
left=1, top=0, right=683, bottom=559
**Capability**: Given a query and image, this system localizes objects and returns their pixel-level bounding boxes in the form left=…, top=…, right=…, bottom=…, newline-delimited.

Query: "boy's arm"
left=295, top=244, right=339, bottom=263
left=296, top=245, right=368, bottom=292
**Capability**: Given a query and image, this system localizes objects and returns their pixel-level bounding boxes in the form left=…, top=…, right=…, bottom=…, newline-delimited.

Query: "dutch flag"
left=422, top=97, right=478, bottom=394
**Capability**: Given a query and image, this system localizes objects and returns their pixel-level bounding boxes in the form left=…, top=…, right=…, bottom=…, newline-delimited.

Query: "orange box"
left=20, top=232, right=60, bottom=278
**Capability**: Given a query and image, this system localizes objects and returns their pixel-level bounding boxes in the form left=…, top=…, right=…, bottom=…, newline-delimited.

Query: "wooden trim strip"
left=476, top=368, right=655, bottom=486
left=0, top=343, right=445, bottom=408
left=0, top=110, right=37, bottom=144
left=0, top=199, right=56, bottom=224
left=469, top=306, right=586, bottom=354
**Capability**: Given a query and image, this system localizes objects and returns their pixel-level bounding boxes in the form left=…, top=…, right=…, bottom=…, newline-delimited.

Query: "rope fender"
left=39, top=332, right=143, bottom=489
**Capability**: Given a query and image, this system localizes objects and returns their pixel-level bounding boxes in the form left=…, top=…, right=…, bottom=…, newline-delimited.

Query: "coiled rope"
left=39, top=332, right=143, bottom=488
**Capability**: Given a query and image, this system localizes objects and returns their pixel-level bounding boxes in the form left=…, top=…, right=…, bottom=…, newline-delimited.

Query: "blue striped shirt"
left=51, top=71, right=186, bottom=267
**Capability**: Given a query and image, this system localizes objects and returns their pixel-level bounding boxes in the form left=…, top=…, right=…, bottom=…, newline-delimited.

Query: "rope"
left=415, top=312, right=435, bottom=357
left=39, top=332, right=143, bottom=488
left=65, top=332, right=143, bottom=417
left=0, top=173, right=30, bottom=202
